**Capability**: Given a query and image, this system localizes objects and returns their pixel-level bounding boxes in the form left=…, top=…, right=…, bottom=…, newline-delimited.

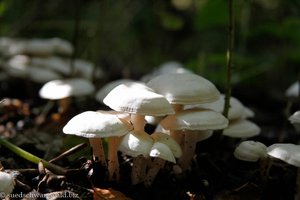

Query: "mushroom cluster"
left=0, top=37, right=103, bottom=83
left=62, top=64, right=261, bottom=187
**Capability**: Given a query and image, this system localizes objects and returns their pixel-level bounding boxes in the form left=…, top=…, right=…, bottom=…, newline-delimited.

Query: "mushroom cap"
left=103, top=82, right=174, bottom=116
left=242, top=106, right=255, bottom=119
left=31, top=56, right=71, bottom=75
left=118, top=130, right=154, bottom=157
left=0, top=38, right=73, bottom=56
left=28, top=66, right=62, bottom=83
left=0, top=171, right=15, bottom=195
left=51, top=37, right=74, bottom=55
left=159, top=109, right=229, bottom=131
left=267, top=143, right=300, bottom=167
left=147, top=73, right=220, bottom=105
left=285, top=81, right=299, bottom=98
left=141, top=61, right=193, bottom=82
left=289, top=110, right=300, bottom=124
left=150, top=142, right=176, bottom=163
left=95, top=79, right=141, bottom=103
left=150, top=132, right=182, bottom=158
left=4, top=55, right=30, bottom=78
left=63, top=111, right=132, bottom=138
left=185, top=94, right=249, bottom=120
left=39, top=78, right=95, bottom=100
left=234, top=140, right=267, bottom=162
left=222, top=119, right=261, bottom=138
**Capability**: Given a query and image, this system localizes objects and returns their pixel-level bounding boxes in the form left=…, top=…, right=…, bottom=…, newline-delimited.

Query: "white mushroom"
left=222, top=119, right=261, bottom=139
left=0, top=171, right=15, bottom=196
left=147, top=73, right=220, bottom=145
left=160, top=109, right=228, bottom=171
left=39, top=78, right=95, bottom=114
left=267, top=143, right=300, bottom=200
left=234, top=140, right=267, bottom=162
left=95, top=79, right=141, bottom=104
left=144, top=132, right=182, bottom=187
left=63, top=110, right=133, bottom=181
left=186, top=94, right=253, bottom=121
left=103, top=82, right=174, bottom=184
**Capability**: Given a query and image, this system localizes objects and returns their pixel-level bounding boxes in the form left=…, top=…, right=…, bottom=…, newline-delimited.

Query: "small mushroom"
left=103, top=82, right=174, bottom=184
left=0, top=171, right=15, bottom=196
left=144, top=132, right=182, bottom=187
left=186, top=94, right=252, bottom=121
left=160, top=109, right=228, bottom=171
left=39, top=78, right=95, bottom=114
left=140, top=61, right=193, bottom=82
left=147, top=73, right=220, bottom=144
left=267, top=143, right=300, bottom=199
left=63, top=110, right=133, bottom=180
left=95, top=79, right=141, bottom=104
left=234, top=140, right=267, bottom=162
left=222, top=119, right=261, bottom=139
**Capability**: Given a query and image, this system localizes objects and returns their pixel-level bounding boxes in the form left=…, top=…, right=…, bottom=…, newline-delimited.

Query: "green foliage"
left=0, top=0, right=298, bottom=92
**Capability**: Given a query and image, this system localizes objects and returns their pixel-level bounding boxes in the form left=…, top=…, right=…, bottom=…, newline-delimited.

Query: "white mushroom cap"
left=147, top=73, right=220, bottom=105
left=0, top=38, right=73, bottom=56
left=222, top=119, right=261, bottom=138
left=4, top=55, right=62, bottom=82
left=141, top=61, right=193, bottom=82
left=242, top=107, right=255, bottom=119
left=28, top=66, right=62, bottom=83
left=160, top=109, right=229, bottom=131
left=191, top=130, right=214, bottom=142
left=118, top=130, right=154, bottom=157
left=289, top=110, right=300, bottom=124
left=285, top=81, right=299, bottom=98
left=103, top=82, right=174, bottom=116
left=234, top=140, right=267, bottom=162
left=63, top=111, right=132, bottom=138
left=0, top=171, right=15, bottom=195
left=267, top=143, right=300, bottom=167
left=150, top=132, right=182, bottom=158
left=95, top=79, right=142, bottom=103
left=51, top=37, right=74, bottom=55
left=150, top=142, right=176, bottom=163
left=39, top=78, right=95, bottom=100
left=72, top=59, right=103, bottom=80
left=185, top=94, right=252, bottom=121
left=4, top=55, right=31, bottom=78
left=31, top=56, right=71, bottom=75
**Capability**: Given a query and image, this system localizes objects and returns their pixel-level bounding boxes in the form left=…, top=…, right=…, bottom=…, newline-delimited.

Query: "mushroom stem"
left=169, top=104, right=184, bottom=146
left=179, top=131, right=198, bottom=171
left=131, top=155, right=147, bottom=185
left=172, top=104, right=183, bottom=112
left=144, top=157, right=166, bottom=187
left=130, top=114, right=146, bottom=131
left=89, top=138, right=107, bottom=167
left=179, top=130, right=212, bottom=171
left=169, top=130, right=184, bottom=148
left=58, top=97, right=72, bottom=114
left=108, top=136, right=121, bottom=181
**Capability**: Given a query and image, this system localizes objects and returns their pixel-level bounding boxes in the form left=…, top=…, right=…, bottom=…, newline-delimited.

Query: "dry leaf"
left=93, top=187, right=132, bottom=200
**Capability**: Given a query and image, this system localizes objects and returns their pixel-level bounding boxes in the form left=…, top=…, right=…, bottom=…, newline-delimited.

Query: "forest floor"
left=0, top=79, right=299, bottom=200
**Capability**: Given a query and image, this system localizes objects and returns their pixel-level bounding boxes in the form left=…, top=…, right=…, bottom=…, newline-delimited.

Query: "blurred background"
left=0, top=0, right=299, bottom=133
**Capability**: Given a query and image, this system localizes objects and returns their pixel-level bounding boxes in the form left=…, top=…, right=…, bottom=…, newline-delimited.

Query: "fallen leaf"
left=93, top=187, right=132, bottom=200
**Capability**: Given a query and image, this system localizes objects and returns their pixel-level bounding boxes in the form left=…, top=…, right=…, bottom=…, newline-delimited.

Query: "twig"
left=49, top=142, right=87, bottom=163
